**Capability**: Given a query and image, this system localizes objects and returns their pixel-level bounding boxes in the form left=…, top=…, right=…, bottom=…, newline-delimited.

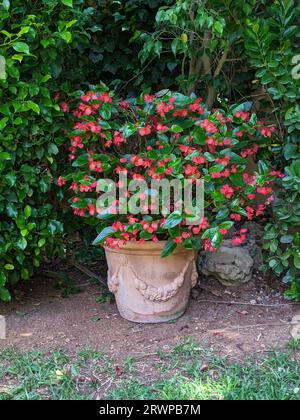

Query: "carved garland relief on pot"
left=107, top=255, right=197, bottom=302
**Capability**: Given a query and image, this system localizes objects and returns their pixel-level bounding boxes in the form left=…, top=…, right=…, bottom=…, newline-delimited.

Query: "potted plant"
left=58, top=87, right=277, bottom=323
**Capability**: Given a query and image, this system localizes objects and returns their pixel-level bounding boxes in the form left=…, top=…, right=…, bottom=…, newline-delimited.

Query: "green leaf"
left=71, top=199, right=88, bottom=209
left=193, top=127, right=207, bottom=145
left=100, top=103, right=112, bottom=120
left=216, top=208, right=229, bottom=220
left=269, top=259, right=279, bottom=269
left=171, top=39, right=180, bottom=56
left=61, top=0, right=73, bottom=7
left=72, top=153, right=89, bottom=167
left=93, top=227, right=115, bottom=246
left=294, top=253, right=300, bottom=269
left=38, top=238, right=46, bottom=248
left=0, top=271, right=7, bottom=287
left=12, top=42, right=30, bottom=54
left=220, top=150, right=245, bottom=164
left=6, top=203, right=18, bottom=218
left=213, top=21, right=223, bottom=36
left=0, top=118, right=8, bottom=130
left=161, top=239, right=177, bottom=258
left=48, top=220, right=63, bottom=235
left=171, top=125, right=183, bottom=133
left=258, top=160, right=269, bottom=175
left=21, top=269, right=30, bottom=281
left=26, top=101, right=40, bottom=114
left=140, top=231, right=152, bottom=240
left=48, top=143, right=59, bottom=155
left=0, top=287, right=11, bottom=302
left=163, top=212, right=182, bottom=229
left=122, top=123, right=136, bottom=138
left=2, top=0, right=10, bottom=11
left=204, top=152, right=215, bottom=162
left=0, top=152, right=11, bottom=161
left=16, top=237, right=27, bottom=251
left=90, top=316, right=102, bottom=322
left=231, top=101, right=253, bottom=113
left=280, top=235, right=293, bottom=244
left=191, top=237, right=201, bottom=250
left=209, top=164, right=225, bottom=174
left=230, top=174, right=245, bottom=187
left=210, top=230, right=223, bottom=249
left=219, top=221, right=234, bottom=231
left=24, top=205, right=32, bottom=218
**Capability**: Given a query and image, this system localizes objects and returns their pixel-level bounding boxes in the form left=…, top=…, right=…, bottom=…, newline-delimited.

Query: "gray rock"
left=246, top=239, right=264, bottom=268
left=241, top=222, right=264, bottom=268
left=241, top=222, right=264, bottom=242
left=199, top=240, right=254, bottom=287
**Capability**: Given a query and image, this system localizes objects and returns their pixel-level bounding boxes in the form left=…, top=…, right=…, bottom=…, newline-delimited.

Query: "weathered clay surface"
left=199, top=240, right=254, bottom=287
left=105, top=242, right=197, bottom=323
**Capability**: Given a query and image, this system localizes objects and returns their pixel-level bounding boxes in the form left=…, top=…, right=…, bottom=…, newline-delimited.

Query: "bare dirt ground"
left=0, top=263, right=299, bottom=361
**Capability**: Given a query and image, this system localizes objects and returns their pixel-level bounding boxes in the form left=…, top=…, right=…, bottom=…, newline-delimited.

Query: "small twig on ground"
left=104, top=379, right=113, bottom=392
left=210, top=321, right=293, bottom=331
left=99, top=377, right=111, bottom=388
left=198, top=284, right=222, bottom=297
left=70, top=260, right=107, bottom=289
left=253, top=349, right=277, bottom=354
left=42, top=270, right=60, bottom=279
left=233, top=322, right=290, bottom=329
left=130, top=352, right=159, bottom=361
left=42, top=269, right=95, bottom=288
left=196, top=299, right=300, bottom=308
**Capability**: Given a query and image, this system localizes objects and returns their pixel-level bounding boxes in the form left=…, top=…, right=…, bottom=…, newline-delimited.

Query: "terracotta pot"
left=105, top=242, right=198, bottom=323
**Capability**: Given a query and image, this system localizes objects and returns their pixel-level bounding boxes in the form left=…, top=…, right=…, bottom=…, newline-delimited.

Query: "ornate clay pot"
left=105, top=241, right=198, bottom=323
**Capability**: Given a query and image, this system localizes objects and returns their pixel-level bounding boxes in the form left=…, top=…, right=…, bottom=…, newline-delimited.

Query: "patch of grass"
left=287, top=338, right=300, bottom=351
left=0, top=338, right=299, bottom=400
left=0, top=349, right=87, bottom=400
left=95, top=292, right=113, bottom=304
left=108, top=338, right=300, bottom=401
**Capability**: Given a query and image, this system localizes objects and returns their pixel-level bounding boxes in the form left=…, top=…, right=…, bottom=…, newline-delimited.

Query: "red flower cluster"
left=58, top=89, right=279, bottom=257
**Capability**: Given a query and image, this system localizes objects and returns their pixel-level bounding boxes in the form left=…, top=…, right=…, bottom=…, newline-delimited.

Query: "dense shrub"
left=0, top=0, right=177, bottom=300
left=66, top=0, right=176, bottom=93
left=0, top=1, right=94, bottom=300
left=139, top=0, right=300, bottom=297
left=244, top=0, right=300, bottom=298
left=59, top=88, right=277, bottom=256
left=137, top=0, right=259, bottom=107
left=263, top=161, right=300, bottom=300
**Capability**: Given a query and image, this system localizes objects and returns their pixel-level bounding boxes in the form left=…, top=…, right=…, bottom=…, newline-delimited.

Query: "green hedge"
left=0, top=1, right=78, bottom=300
left=244, top=0, right=300, bottom=299
left=0, top=0, right=176, bottom=300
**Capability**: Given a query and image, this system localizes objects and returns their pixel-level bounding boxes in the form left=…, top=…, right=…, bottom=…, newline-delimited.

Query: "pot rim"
left=104, top=240, right=196, bottom=256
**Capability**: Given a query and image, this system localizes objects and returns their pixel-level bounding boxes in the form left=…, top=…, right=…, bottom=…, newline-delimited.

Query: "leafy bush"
left=244, top=0, right=300, bottom=162
left=0, top=0, right=179, bottom=301
left=0, top=0, right=81, bottom=301
left=244, top=0, right=300, bottom=298
left=137, top=0, right=259, bottom=107
left=65, top=0, right=175, bottom=93
left=263, top=161, right=300, bottom=300
left=59, top=88, right=277, bottom=257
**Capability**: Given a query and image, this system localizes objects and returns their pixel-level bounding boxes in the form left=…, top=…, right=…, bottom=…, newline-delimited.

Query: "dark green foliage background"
left=0, top=0, right=178, bottom=301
